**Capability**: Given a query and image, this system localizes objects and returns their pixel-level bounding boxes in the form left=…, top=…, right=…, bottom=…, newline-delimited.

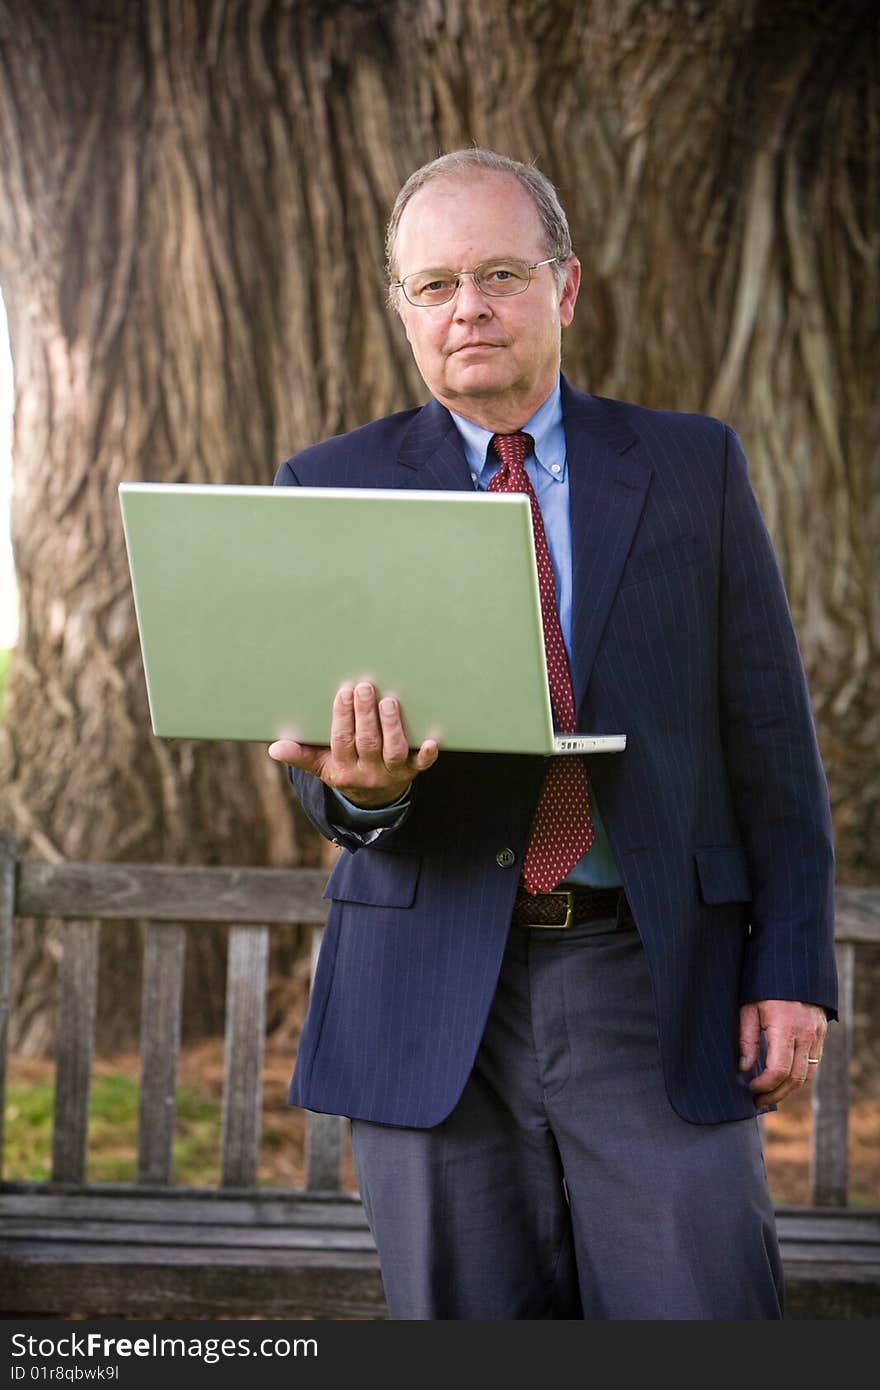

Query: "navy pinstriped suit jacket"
left=276, top=378, right=837, bottom=1128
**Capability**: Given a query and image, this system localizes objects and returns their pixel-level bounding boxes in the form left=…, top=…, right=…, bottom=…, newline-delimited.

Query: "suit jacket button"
left=496, top=848, right=517, bottom=868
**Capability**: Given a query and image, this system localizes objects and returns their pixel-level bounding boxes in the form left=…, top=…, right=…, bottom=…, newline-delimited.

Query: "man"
left=268, top=149, right=837, bottom=1319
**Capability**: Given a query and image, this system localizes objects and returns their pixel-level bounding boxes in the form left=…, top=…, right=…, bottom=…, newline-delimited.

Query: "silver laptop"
left=118, top=482, right=626, bottom=757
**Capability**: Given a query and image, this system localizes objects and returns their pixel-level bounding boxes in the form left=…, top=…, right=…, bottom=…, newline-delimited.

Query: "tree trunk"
left=0, top=0, right=876, bottom=1052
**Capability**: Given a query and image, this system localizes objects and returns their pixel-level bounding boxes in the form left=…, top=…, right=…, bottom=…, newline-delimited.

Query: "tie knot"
left=490, top=431, right=532, bottom=472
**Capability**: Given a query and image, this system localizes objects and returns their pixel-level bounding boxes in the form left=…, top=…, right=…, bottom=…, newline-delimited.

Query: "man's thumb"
left=739, top=1003, right=761, bottom=1071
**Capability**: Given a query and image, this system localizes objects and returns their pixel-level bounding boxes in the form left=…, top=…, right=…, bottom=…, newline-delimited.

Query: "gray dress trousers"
left=350, top=914, right=784, bottom=1320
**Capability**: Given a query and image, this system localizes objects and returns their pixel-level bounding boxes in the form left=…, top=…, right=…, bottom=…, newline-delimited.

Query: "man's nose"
left=453, top=274, right=493, bottom=320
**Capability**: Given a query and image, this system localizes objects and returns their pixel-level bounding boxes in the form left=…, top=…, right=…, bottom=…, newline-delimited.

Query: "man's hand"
left=267, top=681, right=439, bottom=809
left=739, top=999, right=828, bottom=1106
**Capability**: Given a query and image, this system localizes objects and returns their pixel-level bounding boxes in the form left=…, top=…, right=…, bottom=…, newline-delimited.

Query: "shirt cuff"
left=327, top=785, right=413, bottom=830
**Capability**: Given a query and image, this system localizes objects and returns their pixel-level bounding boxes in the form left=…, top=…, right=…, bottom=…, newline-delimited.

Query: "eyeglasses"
left=392, top=256, right=561, bottom=307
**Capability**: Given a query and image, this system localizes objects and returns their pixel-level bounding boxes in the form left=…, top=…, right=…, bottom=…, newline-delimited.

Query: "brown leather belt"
left=511, top=885, right=628, bottom=929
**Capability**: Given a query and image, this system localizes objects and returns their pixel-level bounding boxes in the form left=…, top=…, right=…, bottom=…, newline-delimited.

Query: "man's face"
left=393, top=172, right=580, bottom=428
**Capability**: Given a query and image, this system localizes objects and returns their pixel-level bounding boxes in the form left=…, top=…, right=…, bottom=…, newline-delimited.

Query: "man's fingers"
left=271, top=684, right=438, bottom=805
left=750, top=1040, right=816, bottom=1105
left=352, top=682, right=385, bottom=761
left=743, top=1000, right=828, bottom=1104
left=749, top=1028, right=817, bottom=1102
left=411, top=738, right=440, bottom=773
left=756, top=1038, right=822, bottom=1104
left=328, top=685, right=358, bottom=763
left=738, top=1003, right=761, bottom=1071
left=808, top=1016, right=828, bottom=1066
left=377, top=695, right=416, bottom=770
left=377, top=697, right=441, bottom=776
left=267, top=739, right=325, bottom=776
left=751, top=1022, right=795, bottom=1092
left=751, top=1076, right=801, bottom=1106
left=749, top=1057, right=800, bottom=1104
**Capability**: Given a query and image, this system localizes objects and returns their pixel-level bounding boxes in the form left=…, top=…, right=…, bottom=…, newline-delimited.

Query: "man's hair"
left=385, top=148, right=574, bottom=303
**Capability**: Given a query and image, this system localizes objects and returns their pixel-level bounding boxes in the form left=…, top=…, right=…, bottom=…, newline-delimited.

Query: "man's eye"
left=482, top=264, right=525, bottom=284
left=412, top=275, right=454, bottom=298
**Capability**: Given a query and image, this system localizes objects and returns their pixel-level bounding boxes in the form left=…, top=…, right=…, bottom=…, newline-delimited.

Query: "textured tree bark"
left=0, top=0, right=876, bottom=1050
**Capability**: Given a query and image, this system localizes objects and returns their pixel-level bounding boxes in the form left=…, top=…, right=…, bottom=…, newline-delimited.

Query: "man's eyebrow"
left=407, top=254, right=530, bottom=270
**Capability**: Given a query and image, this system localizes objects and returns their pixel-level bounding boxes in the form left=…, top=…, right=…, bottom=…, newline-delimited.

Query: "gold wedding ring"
left=807, top=1057, right=821, bottom=1065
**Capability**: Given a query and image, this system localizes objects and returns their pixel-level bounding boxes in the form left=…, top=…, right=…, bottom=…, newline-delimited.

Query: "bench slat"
left=0, top=1250, right=388, bottom=1319
left=0, top=1188, right=367, bottom=1226
left=15, top=860, right=329, bottom=925
left=51, top=921, right=100, bottom=1184
left=774, top=1208, right=880, bottom=1242
left=0, top=834, right=16, bottom=1183
left=305, top=925, right=346, bottom=1192
left=221, top=925, right=269, bottom=1187
left=1, top=1205, right=873, bottom=1250
left=138, top=923, right=187, bottom=1184
left=811, top=941, right=854, bottom=1207
left=4, top=1194, right=874, bottom=1244
left=305, top=1110, right=347, bottom=1194
left=834, top=888, right=880, bottom=944
left=11, top=850, right=877, bottom=940
left=0, top=1241, right=382, bottom=1269
left=0, top=1218, right=376, bottom=1251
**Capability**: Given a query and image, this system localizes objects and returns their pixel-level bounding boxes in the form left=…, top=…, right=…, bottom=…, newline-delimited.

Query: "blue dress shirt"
left=333, top=379, right=622, bottom=889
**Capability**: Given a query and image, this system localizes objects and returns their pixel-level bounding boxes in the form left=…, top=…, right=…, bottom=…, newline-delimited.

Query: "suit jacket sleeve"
left=287, top=766, right=412, bottom=855
left=718, top=425, right=837, bottom=1016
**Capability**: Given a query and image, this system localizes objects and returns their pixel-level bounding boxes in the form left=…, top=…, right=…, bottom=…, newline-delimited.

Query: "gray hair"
left=385, top=148, right=574, bottom=303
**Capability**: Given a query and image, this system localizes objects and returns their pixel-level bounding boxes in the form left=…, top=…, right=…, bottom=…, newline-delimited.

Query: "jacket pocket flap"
left=694, top=846, right=751, bottom=904
left=323, top=850, right=420, bottom=908
left=619, top=533, right=697, bottom=588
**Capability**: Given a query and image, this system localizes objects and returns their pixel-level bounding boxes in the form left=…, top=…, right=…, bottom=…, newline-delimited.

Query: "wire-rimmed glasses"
left=392, top=256, right=561, bottom=307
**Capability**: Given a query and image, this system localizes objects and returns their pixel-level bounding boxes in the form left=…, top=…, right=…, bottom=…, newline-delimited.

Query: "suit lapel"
left=396, top=397, right=475, bottom=491
left=562, top=380, right=652, bottom=712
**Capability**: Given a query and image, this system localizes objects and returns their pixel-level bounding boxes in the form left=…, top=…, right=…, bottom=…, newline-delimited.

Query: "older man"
left=268, top=149, right=836, bottom=1319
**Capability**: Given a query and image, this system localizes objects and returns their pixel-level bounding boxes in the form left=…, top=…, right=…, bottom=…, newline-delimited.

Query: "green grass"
left=3, top=1072, right=224, bottom=1185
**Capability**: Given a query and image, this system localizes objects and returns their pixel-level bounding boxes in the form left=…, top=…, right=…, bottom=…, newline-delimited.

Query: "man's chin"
left=442, top=365, right=511, bottom=399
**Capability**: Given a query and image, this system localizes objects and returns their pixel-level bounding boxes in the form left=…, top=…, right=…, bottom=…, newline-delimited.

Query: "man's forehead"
left=396, top=172, right=544, bottom=258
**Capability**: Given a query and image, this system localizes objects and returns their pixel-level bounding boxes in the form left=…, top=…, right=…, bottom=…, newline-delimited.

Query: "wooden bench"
left=0, top=829, right=878, bottom=1319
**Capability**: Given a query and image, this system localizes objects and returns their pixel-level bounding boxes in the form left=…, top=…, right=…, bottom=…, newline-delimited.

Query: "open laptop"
left=118, top=482, right=626, bottom=757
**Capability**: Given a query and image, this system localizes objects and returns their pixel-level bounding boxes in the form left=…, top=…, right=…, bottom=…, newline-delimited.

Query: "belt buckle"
left=529, top=889, right=574, bottom=930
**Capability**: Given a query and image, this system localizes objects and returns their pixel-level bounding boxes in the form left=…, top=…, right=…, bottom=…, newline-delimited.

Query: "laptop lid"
left=118, top=482, right=625, bottom=757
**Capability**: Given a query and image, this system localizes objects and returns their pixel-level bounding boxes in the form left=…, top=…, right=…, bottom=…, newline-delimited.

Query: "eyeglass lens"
left=402, top=259, right=535, bottom=306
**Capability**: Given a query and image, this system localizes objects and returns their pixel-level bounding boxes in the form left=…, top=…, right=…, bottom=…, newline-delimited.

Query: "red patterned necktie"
left=488, top=431, right=594, bottom=893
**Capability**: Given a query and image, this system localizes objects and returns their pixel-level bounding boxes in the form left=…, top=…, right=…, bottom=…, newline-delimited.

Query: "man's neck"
left=434, top=380, right=559, bottom=435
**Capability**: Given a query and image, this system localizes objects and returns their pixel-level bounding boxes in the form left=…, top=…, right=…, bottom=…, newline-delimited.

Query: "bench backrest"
left=1, top=830, right=877, bottom=1206
left=0, top=831, right=345, bottom=1193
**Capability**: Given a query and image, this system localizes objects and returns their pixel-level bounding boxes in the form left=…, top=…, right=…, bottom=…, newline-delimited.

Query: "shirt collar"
left=447, top=378, right=566, bottom=485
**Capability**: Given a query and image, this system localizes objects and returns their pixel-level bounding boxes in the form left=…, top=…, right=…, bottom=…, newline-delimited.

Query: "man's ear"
left=559, top=257, right=581, bottom=327
left=387, top=281, right=407, bottom=326
left=397, top=300, right=415, bottom=345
